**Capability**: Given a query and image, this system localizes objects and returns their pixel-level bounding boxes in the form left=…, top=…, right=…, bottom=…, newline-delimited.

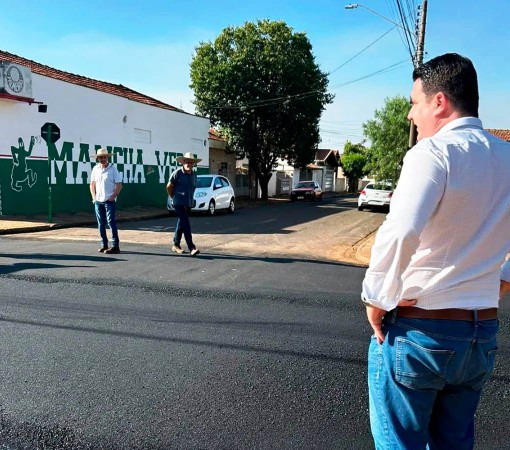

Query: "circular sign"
left=6, top=65, right=24, bottom=93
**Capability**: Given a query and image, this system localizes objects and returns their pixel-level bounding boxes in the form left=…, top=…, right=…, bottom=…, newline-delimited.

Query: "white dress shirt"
left=91, top=163, right=122, bottom=202
left=362, top=117, right=510, bottom=310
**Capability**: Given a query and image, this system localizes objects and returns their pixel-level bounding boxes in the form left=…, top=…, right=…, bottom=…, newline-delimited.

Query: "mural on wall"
left=10, top=136, right=38, bottom=192
left=0, top=121, right=208, bottom=216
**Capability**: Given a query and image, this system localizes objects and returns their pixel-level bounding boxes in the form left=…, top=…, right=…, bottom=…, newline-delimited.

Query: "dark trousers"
left=173, top=205, right=195, bottom=250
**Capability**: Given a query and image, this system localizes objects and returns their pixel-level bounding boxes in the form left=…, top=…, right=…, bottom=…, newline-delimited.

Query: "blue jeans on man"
left=173, top=204, right=195, bottom=251
left=368, top=311, right=498, bottom=449
left=94, top=200, right=119, bottom=248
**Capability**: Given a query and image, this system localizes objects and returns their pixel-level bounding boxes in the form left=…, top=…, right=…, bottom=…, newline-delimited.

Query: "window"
left=220, top=177, right=230, bottom=187
left=214, top=177, right=223, bottom=189
left=197, top=176, right=213, bottom=188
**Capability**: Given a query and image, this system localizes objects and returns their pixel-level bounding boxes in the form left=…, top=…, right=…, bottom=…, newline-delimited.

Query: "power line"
left=328, top=25, right=397, bottom=77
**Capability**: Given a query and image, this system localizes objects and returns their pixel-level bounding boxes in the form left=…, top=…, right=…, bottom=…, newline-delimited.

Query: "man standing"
left=166, top=152, right=201, bottom=256
left=90, top=148, right=123, bottom=254
left=362, top=53, right=510, bottom=449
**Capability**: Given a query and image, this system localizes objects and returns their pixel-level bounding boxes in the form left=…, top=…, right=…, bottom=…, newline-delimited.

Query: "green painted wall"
left=0, top=139, right=209, bottom=217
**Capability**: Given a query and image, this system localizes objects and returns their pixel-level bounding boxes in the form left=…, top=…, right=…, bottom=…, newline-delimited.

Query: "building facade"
left=0, top=50, right=209, bottom=217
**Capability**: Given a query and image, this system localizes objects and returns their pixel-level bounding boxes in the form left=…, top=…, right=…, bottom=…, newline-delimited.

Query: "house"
left=0, top=50, right=209, bottom=216
left=293, top=149, right=341, bottom=192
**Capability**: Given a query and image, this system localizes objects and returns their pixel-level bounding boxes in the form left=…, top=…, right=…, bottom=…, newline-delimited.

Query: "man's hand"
left=500, top=280, right=510, bottom=300
left=366, top=299, right=417, bottom=344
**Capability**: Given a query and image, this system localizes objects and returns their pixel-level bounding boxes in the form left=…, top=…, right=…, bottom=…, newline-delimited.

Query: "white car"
left=167, top=174, right=235, bottom=215
left=358, top=182, right=393, bottom=211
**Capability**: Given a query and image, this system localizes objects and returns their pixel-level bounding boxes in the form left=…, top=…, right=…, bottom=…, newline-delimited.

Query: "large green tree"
left=190, top=19, right=333, bottom=199
left=341, top=141, right=368, bottom=192
left=362, top=96, right=410, bottom=184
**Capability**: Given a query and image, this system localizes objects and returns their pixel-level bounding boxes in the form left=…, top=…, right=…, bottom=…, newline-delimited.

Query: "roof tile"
left=486, top=129, right=510, bottom=142
left=0, top=49, right=185, bottom=114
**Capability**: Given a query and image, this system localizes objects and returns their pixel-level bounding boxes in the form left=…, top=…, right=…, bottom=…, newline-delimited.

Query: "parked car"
left=358, top=182, right=393, bottom=211
left=167, top=174, right=235, bottom=215
left=290, top=181, right=323, bottom=201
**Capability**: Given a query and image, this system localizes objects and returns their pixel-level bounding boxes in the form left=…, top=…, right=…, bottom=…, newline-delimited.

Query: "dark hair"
left=412, top=53, right=479, bottom=117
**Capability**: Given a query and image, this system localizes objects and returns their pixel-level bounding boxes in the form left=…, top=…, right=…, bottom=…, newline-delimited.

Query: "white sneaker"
left=172, top=245, right=184, bottom=254
left=190, top=248, right=200, bottom=256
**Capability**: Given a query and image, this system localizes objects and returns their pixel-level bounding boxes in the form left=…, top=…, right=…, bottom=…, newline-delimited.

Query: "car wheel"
left=290, top=196, right=296, bottom=202
left=208, top=200, right=216, bottom=216
left=228, top=198, right=235, bottom=213
left=318, top=194, right=323, bottom=201
left=358, top=205, right=364, bottom=211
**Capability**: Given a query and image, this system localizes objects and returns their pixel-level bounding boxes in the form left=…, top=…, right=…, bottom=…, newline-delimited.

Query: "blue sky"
left=1, top=0, right=508, bottom=150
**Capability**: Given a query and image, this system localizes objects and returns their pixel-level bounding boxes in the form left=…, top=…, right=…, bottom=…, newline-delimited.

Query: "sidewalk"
left=0, top=197, right=284, bottom=235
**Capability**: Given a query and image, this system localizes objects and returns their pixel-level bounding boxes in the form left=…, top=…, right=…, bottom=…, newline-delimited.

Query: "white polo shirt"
left=362, top=117, right=510, bottom=311
left=91, top=163, right=122, bottom=202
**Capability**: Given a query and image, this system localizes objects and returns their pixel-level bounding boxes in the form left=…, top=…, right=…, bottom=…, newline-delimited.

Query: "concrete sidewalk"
left=0, top=197, right=283, bottom=235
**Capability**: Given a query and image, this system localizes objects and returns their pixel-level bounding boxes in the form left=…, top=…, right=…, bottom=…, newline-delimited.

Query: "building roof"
left=315, top=149, right=334, bottom=161
left=0, top=49, right=185, bottom=114
left=209, top=128, right=227, bottom=142
left=315, top=148, right=340, bottom=167
left=486, top=129, right=510, bottom=142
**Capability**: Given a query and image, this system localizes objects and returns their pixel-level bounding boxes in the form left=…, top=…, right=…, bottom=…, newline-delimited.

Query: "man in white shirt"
left=362, top=53, right=510, bottom=449
left=90, top=148, right=123, bottom=254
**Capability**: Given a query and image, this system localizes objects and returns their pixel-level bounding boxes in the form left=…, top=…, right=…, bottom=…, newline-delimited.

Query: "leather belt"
left=397, top=307, right=498, bottom=321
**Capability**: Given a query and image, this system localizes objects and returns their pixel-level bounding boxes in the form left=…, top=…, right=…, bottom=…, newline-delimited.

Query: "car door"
left=220, top=177, right=234, bottom=208
left=212, top=176, right=226, bottom=209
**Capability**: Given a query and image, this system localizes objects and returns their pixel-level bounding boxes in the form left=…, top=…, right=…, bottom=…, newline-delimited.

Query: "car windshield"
left=296, top=182, right=315, bottom=188
left=197, top=177, right=213, bottom=188
left=367, top=183, right=392, bottom=191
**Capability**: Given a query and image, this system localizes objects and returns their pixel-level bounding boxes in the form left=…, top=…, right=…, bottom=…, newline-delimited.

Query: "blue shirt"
left=169, top=168, right=196, bottom=207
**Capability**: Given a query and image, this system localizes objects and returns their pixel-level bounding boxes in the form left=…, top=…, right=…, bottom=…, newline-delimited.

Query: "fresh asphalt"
left=0, top=198, right=509, bottom=449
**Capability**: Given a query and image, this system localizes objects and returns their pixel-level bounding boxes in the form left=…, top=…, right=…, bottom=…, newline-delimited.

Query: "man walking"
left=90, top=148, right=123, bottom=254
left=362, top=53, right=510, bottom=449
left=167, top=152, right=201, bottom=256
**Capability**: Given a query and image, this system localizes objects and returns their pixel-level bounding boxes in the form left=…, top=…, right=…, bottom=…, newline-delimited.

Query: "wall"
left=0, top=73, right=209, bottom=216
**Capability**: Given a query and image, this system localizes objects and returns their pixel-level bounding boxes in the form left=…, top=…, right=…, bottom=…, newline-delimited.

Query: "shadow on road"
left=120, top=249, right=356, bottom=267
left=0, top=315, right=365, bottom=366
left=0, top=253, right=121, bottom=275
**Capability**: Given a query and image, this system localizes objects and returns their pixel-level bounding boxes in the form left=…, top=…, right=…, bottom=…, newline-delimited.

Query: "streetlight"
left=345, top=1, right=428, bottom=147
left=344, top=4, right=407, bottom=31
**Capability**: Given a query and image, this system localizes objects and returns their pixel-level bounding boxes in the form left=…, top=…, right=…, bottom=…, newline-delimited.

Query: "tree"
left=190, top=19, right=333, bottom=199
left=340, top=141, right=368, bottom=192
left=362, top=96, right=410, bottom=184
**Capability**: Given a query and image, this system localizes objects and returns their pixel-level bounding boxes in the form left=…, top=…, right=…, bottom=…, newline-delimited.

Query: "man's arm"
left=108, top=182, right=122, bottom=201
left=500, top=259, right=510, bottom=299
left=166, top=181, right=174, bottom=197
left=362, top=142, right=446, bottom=312
left=90, top=180, right=96, bottom=202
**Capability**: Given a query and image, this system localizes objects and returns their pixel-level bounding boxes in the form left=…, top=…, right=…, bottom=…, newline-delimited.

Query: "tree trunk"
left=348, top=177, right=359, bottom=193
left=258, top=173, right=272, bottom=200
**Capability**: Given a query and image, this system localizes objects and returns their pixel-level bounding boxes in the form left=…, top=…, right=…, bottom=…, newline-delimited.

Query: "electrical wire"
left=328, top=25, right=397, bottom=76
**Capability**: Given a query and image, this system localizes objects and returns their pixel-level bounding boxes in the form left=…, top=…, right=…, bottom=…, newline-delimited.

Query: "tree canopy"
left=190, top=19, right=333, bottom=199
left=362, top=96, right=410, bottom=184
left=340, top=141, right=369, bottom=192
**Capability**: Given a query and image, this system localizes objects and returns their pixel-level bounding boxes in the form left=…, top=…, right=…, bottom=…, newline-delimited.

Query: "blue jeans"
left=173, top=204, right=195, bottom=251
left=368, top=311, right=498, bottom=450
left=94, top=200, right=119, bottom=247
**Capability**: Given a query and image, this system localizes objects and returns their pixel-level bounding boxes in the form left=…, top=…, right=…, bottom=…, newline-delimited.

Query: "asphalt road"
left=1, top=200, right=509, bottom=449
left=8, top=196, right=384, bottom=264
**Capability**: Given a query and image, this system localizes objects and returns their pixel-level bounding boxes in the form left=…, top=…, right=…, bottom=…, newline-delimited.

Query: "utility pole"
left=408, top=0, right=428, bottom=148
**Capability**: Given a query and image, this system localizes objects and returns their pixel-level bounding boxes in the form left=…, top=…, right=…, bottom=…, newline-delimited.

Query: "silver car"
left=167, top=174, right=235, bottom=215
left=358, top=182, right=393, bottom=211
